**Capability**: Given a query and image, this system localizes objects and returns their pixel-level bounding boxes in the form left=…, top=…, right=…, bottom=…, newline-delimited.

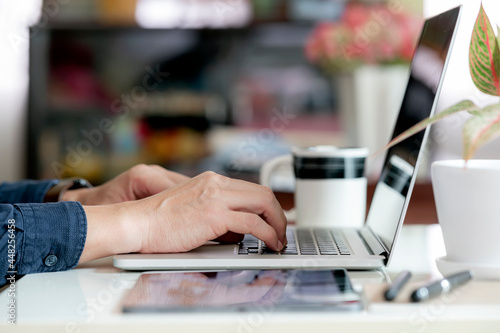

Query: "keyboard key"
left=319, top=249, right=337, bottom=252
left=319, top=250, right=338, bottom=255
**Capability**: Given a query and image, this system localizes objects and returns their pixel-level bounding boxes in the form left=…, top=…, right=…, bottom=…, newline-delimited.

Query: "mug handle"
left=259, top=155, right=296, bottom=221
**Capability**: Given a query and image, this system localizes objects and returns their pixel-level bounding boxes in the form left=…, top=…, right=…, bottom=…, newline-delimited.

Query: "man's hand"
left=61, top=164, right=189, bottom=205
left=79, top=172, right=287, bottom=263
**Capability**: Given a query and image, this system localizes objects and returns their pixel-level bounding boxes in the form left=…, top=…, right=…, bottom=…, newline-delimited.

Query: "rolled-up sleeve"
left=1, top=180, right=87, bottom=286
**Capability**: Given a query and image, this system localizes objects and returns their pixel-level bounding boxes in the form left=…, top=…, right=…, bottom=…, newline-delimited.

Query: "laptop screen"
left=366, top=7, right=461, bottom=257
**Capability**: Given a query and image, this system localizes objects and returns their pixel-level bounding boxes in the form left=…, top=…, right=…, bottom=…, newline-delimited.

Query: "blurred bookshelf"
left=29, top=1, right=344, bottom=184
left=28, top=0, right=421, bottom=184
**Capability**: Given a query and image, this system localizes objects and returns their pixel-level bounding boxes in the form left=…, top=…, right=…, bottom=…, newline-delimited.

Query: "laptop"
left=114, top=6, right=462, bottom=271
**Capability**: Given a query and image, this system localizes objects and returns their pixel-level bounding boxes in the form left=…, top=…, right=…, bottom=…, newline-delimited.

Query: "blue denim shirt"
left=0, top=180, right=87, bottom=286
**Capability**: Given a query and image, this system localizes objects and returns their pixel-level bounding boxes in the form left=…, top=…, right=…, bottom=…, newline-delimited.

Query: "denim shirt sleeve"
left=0, top=179, right=59, bottom=204
left=0, top=181, right=87, bottom=286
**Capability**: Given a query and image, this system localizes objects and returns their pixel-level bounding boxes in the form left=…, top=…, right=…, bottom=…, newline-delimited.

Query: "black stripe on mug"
left=294, top=157, right=366, bottom=179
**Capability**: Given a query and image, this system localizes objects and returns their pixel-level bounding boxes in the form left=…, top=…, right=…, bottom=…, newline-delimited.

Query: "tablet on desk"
left=122, top=269, right=363, bottom=313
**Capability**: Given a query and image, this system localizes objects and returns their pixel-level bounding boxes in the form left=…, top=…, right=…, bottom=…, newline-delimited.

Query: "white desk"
left=1, top=225, right=500, bottom=332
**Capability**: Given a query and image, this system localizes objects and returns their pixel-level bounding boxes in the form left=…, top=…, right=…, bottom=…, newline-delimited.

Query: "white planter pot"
left=432, top=160, right=500, bottom=278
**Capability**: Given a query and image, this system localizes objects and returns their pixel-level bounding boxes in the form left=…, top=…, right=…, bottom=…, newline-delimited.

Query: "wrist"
left=115, top=201, right=144, bottom=254
left=45, top=178, right=92, bottom=203
left=80, top=202, right=142, bottom=263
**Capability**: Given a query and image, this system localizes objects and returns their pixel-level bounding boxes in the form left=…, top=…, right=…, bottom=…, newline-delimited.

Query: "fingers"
left=192, top=172, right=287, bottom=246
left=217, top=189, right=287, bottom=245
left=130, top=164, right=191, bottom=199
left=149, top=165, right=190, bottom=184
left=219, top=178, right=288, bottom=241
left=224, top=211, right=283, bottom=251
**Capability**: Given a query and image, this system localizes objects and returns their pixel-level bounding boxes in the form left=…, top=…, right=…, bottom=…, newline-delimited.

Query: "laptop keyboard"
left=238, top=229, right=351, bottom=256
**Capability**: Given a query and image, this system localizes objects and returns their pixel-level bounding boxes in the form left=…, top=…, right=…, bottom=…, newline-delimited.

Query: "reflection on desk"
left=1, top=225, right=500, bottom=332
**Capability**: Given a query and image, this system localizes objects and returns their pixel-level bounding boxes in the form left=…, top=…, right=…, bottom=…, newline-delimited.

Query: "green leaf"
left=469, top=4, right=500, bottom=97
left=497, top=25, right=500, bottom=54
left=375, top=100, right=479, bottom=155
left=463, top=102, right=500, bottom=160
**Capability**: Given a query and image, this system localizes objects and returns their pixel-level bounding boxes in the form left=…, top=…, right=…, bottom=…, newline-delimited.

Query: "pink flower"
left=305, top=3, right=422, bottom=73
left=342, top=3, right=371, bottom=29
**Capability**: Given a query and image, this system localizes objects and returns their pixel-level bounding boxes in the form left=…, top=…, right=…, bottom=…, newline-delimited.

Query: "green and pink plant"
left=384, top=4, right=500, bottom=161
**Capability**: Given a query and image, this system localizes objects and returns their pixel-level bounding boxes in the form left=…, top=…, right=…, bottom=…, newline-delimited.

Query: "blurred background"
left=0, top=0, right=499, bottom=193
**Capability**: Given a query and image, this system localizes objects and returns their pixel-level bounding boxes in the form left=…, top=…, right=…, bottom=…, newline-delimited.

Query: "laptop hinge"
left=359, top=227, right=389, bottom=260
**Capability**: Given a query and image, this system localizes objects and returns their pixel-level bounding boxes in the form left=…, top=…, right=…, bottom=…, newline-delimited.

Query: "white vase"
left=432, top=160, right=500, bottom=278
left=335, top=65, right=409, bottom=175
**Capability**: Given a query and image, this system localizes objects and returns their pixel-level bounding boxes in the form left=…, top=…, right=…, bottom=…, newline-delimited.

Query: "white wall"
left=0, top=1, right=41, bottom=181
left=424, top=0, right=500, bottom=160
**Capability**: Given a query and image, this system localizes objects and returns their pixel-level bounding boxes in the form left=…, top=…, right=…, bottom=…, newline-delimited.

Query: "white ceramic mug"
left=432, top=159, right=500, bottom=265
left=260, top=146, right=368, bottom=228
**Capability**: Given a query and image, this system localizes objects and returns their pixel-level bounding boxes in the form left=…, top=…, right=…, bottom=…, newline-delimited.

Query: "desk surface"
left=1, top=225, right=500, bottom=332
